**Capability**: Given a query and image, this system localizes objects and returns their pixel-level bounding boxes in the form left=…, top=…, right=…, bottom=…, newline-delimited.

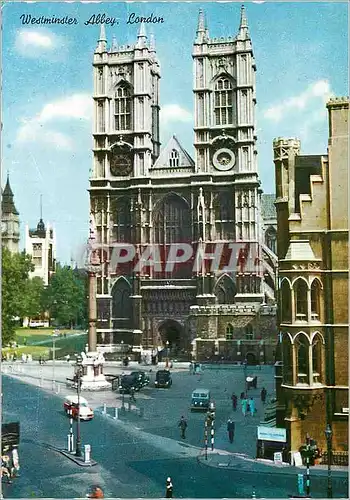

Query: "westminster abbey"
left=89, top=7, right=278, bottom=362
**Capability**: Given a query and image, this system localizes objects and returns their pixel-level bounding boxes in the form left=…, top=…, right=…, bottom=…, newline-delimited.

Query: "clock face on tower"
left=110, top=153, right=132, bottom=176
left=212, top=148, right=236, bottom=171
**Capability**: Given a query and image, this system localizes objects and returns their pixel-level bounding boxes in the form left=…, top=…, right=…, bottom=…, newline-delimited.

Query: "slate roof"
left=261, top=194, right=276, bottom=220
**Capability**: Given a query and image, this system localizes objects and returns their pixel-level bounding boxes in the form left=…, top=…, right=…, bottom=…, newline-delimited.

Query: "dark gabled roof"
left=261, top=194, right=276, bottom=220
left=1, top=176, right=19, bottom=215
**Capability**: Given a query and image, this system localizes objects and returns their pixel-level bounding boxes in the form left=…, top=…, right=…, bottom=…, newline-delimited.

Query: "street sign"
left=274, top=451, right=283, bottom=464
left=257, top=426, right=286, bottom=442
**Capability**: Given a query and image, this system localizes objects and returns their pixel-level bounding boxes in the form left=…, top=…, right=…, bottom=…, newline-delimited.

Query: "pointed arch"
left=282, top=332, right=293, bottom=384
left=265, top=225, right=277, bottom=254
left=114, top=80, right=132, bottom=131
left=153, top=193, right=191, bottom=245
left=111, top=196, right=131, bottom=242
left=311, top=278, right=322, bottom=320
left=212, top=75, right=235, bottom=126
left=312, top=331, right=324, bottom=383
left=294, top=278, right=308, bottom=320
left=169, top=149, right=180, bottom=167
left=214, top=274, right=236, bottom=304
left=295, top=332, right=310, bottom=383
left=281, top=279, right=292, bottom=323
left=111, top=277, right=132, bottom=329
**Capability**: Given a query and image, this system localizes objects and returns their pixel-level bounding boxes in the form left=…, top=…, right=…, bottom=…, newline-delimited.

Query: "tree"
left=22, top=276, right=46, bottom=318
left=43, top=264, right=88, bottom=328
left=1, top=248, right=35, bottom=344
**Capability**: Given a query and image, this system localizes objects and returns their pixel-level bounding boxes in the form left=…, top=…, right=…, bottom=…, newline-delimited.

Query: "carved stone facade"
left=89, top=8, right=277, bottom=360
left=274, top=98, right=349, bottom=455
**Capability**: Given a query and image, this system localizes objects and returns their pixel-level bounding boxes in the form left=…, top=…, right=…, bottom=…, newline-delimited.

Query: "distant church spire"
left=1, top=173, right=19, bottom=215
left=95, top=24, right=107, bottom=53
left=136, top=22, right=147, bottom=48
left=238, top=4, right=250, bottom=39
left=197, top=8, right=205, bottom=33
left=111, top=34, right=118, bottom=52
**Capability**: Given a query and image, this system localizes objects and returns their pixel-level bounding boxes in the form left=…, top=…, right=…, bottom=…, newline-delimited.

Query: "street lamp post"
left=305, top=433, right=311, bottom=497
left=75, top=354, right=83, bottom=457
left=243, top=358, right=247, bottom=394
left=325, top=424, right=333, bottom=498
left=165, top=341, right=169, bottom=368
left=52, top=330, right=59, bottom=391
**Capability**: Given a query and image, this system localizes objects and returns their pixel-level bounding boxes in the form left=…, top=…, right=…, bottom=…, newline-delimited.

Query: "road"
left=1, top=369, right=348, bottom=498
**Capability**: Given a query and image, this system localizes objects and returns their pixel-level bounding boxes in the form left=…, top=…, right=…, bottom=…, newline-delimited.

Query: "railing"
left=322, top=451, right=348, bottom=466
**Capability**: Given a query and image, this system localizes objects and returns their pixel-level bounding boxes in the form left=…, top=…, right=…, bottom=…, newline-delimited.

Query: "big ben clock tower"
left=1, top=174, right=20, bottom=253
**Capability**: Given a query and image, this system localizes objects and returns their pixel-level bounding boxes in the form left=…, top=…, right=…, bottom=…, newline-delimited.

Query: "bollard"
left=114, top=408, right=118, bottom=420
left=84, top=444, right=91, bottom=463
left=103, top=403, right=107, bottom=415
left=67, top=434, right=75, bottom=452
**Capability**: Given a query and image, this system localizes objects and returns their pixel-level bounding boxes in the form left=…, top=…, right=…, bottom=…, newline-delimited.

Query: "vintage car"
left=154, top=370, right=172, bottom=388
left=119, top=374, right=139, bottom=394
left=190, top=388, right=214, bottom=412
left=63, top=395, right=94, bottom=421
left=130, top=371, right=150, bottom=388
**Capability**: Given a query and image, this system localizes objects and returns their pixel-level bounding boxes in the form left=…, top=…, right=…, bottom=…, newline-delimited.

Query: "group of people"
left=1, top=449, right=19, bottom=484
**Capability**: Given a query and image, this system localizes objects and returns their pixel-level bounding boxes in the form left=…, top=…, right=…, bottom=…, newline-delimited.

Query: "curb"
left=197, top=452, right=349, bottom=478
left=58, top=449, right=98, bottom=467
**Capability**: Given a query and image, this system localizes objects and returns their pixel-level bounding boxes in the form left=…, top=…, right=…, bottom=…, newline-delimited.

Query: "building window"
left=226, top=324, right=234, bottom=340
left=169, top=149, right=179, bottom=167
left=295, top=279, right=308, bottom=321
left=311, top=279, right=321, bottom=320
left=114, top=83, right=132, bottom=131
left=214, top=77, right=233, bottom=125
left=245, top=324, right=253, bottom=340
left=32, top=243, right=42, bottom=267
left=281, top=280, right=292, bottom=323
left=265, top=227, right=277, bottom=254
left=296, top=334, right=309, bottom=384
left=214, top=275, right=236, bottom=304
left=312, top=333, right=323, bottom=383
left=111, top=278, right=132, bottom=328
left=112, top=198, right=131, bottom=242
left=282, top=335, right=293, bottom=384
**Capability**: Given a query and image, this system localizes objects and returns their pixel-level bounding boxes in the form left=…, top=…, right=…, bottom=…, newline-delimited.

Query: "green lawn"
left=2, top=328, right=88, bottom=360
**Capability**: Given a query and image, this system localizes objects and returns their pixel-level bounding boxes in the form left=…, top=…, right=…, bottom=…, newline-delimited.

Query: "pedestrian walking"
left=130, top=387, right=136, bottom=403
left=240, top=391, right=245, bottom=400
left=87, top=486, right=104, bottom=498
left=165, top=477, right=173, bottom=498
left=249, top=397, right=256, bottom=416
left=178, top=416, right=187, bottom=439
left=227, top=418, right=235, bottom=443
left=241, top=397, right=248, bottom=417
left=231, top=392, right=238, bottom=411
left=261, top=387, right=267, bottom=404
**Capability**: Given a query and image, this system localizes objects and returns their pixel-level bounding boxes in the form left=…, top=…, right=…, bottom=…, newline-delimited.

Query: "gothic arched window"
left=294, top=279, right=308, bottom=320
left=114, top=83, right=132, bottom=131
left=281, top=280, right=292, bottom=323
left=311, top=279, right=322, bottom=320
left=153, top=194, right=191, bottom=245
left=295, top=334, right=309, bottom=384
left=245, top=324, right=253, bottom=340
left=111, top=278, right=132, bottom=328
left=226, top=323, right=234, bottom=340
left=214, top=77, right=233, bottom=125
left=169, top=149, right=179, bottom=167
left=214, top=275, right=236, bottom=304
left=282, top=334, right=293, bottom=385
left=112, top=197, right=131, bottom=242
left=312, top=333, right=323, bottom=383
left=265, top=226, right=277, bottom=254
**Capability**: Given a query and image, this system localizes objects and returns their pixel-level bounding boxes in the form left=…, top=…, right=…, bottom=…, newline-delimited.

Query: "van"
left=63, top=395, right=94, bottom=421
left=190, top=388, right=213, bottom=412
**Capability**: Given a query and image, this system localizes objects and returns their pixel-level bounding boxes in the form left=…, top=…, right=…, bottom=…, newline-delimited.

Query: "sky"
left=2, top=1, right=348, bottom=264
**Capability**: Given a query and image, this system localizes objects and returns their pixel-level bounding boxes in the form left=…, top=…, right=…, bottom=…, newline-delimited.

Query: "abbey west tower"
left=90, top=7, right=277, bottom=360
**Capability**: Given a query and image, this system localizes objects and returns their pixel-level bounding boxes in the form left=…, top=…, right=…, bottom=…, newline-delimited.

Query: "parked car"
left=155, top=370, right=172, bottom=388
left=130, top=371, right=150, bottom=388
left=119, top=374, right=138, bottom=394
left=63, top=395, right=94, bottom=421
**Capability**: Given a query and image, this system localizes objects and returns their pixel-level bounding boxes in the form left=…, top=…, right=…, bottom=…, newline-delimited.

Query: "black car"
left=130, top=371, right=150, bottom=388
left=155, top=370, right=172, bottom=388
left=119, top=374, right=138, bottom=394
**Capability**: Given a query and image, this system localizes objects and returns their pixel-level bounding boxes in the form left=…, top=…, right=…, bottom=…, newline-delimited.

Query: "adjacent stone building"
left=25, top=219, right=56, bottom=287
left=89, top=7, right=278, bottom=360
left=274, top=97, right=349, bottom=459
left=1, top=174, right=20, bottom=253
